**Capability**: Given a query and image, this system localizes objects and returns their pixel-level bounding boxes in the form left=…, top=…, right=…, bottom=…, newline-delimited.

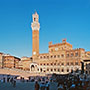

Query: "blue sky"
left=0, top=0, right=90, bottom=57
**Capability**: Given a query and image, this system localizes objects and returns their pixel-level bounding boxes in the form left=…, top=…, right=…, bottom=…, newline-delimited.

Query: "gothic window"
left=51, top=49, right=53, bottom=52
left=54, top=55, right=56, bottom=58
left=67, top=69, right=69, bottom=72
left=61, top=54, right=64, bottom=58
left=54, top=68, right=56, bottom=71
left=51, top=63, right=53, bottom=65
left=61, top=63, right=64, bottom=65
left=58, top=55, right=60, bottom=58
left=44, top=56, right=46, bottom=58
left=71, top=62, right=74, bottom=65
left=40, top=68, right=42, bottom=72
left=67, top=62, right=69, bottom=65
left=51, top=69, right=53, bottom=71
left=62, top=69, right=64, bottom=72
left=40, top=56, right=42, bottom=59
left=67, top=54, right=69, bottom=57
left=75, top=62, right=78, bottom=65
left=51, top=56, right=53, bottom=58
left=47, top=56, right=49, bottom=59
left=71, top=53, right=74, bottom=57
left=58, top=69, right=60, bottom=72
left=75, top=53, right=78, bottom=57
left=47, top=63, right=49, bottom=65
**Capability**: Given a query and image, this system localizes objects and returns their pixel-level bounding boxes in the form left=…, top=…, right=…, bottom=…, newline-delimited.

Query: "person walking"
left=35, top=81, right=40, bottom=90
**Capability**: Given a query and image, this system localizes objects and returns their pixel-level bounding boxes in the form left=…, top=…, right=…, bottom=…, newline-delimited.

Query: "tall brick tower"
left=31, top=12, right=40, bottom=58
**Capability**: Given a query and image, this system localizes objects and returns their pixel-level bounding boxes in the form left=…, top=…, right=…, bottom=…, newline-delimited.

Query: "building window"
left=54, top=55, right=56, bottom=58
left=47, top=56, right=49, bottom=59
left=61, top=63, right=64, bottom=65
left=47, top=63, right=49, bottom=65
left=75, top=62, right=78, bottom=65
left=44, top=56, right=46, bottom=58
left=62, top=69, right=64, bottom=72
left=58, top=69, right=60, bottom=72
left=67, top=69, right=69, bottom=72
left=67, top=62, right=69, bottom=65
left=40, top=56, right=42, bottom=59
left=71, top=69, right=73, bottom=73
left=54, top=68, right=56, bottom=71
left=51, top=69, right=53, bottom=71
left=71, top=62, right=74, bottom=65
left=51, top=56, right=53, bottom=58
left=58, top=63, right=60, bottom=65
left=71, top=53, right=74, bottom=57
left=40, top=63, right=42, bottom=65
left=67, top=54, right=69, bottom=57
left=75, top=53, right=78, bottom=57
left=50, top=63, right=52, bottom=65
left=54, top=63, right=56, bottom=65
left=44, top=63, right=45, bottom=65
left=58, top=55, right=60, bottom=58
left=51, top=49, right=53, bottom=52
left=61, top=54, right=64, bottom=58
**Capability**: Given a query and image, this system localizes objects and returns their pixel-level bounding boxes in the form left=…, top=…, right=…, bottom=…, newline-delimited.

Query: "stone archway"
left=31, top=65, right=35, bottom=71
left=30, top=62, right=39, bottom=72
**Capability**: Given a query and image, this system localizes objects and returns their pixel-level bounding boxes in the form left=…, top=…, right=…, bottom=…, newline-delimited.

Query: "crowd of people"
left=0, top=74, right=90, bottom=90
left=52, top=74, right=90, bottom=90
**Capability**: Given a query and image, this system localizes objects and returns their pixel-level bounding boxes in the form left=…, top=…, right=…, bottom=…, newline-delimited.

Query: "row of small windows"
left=50, top=47, right=70, bottom=52
left=67, top=53, right=78, bottom=57
left=40, top=53, right=78, bottom=59
left=40, top=68, right=74, bottom=73
left=40, top=54, right=64, bottom=59
left=39, top=62, right=79, bottom=66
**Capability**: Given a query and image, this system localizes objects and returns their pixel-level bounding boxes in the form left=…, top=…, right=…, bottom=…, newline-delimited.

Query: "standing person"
left=46, top=81, right=50, bottom=90
left=35, top=81, right=40, bottom=90
left=13, top=80, right=16, bottom=88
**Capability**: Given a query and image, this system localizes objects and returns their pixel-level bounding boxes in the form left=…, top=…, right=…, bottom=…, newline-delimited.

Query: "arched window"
left=75, top=53, right=78, bottom=57
left=71, top=53, right=74, bottom=57
left=40, top=63, right=42, bottom=65
left=71, top=62, right=74, bottom=65
left=51, top=63, right=53, bottom=65
left=61, top=63, right=64, bottom=65
left=54, top=68, right=56, bottom=71
left=47, top=63, right=49, bottom=65
left=58, top=55, right=60, bottom=58
left=51, top=56, right=53, bottom=58
left=51, top=69, right=53, bottom=71
left=61, top=54, right=64, bottom=58
left=54, top=55, right=56, bottom=58
left=40, top=56, right=42, bottom=59
left=67, top=69, right=69, bottom=72
left=58, top=69, right=60, bottom=72
left=67, top=62, right=69, bottom=65
left=62, top=69, right=64, bottom=72
left=67, top=54, right=69, bottom=57
left=47, top=56, right=49, bottom=59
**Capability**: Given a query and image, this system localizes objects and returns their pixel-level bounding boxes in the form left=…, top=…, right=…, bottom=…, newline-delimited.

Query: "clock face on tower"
left=33, top=52, right=36, bottom=55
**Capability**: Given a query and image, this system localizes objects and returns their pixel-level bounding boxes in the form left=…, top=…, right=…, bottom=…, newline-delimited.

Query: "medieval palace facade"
left=0, top=12, right=90, bottom=75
